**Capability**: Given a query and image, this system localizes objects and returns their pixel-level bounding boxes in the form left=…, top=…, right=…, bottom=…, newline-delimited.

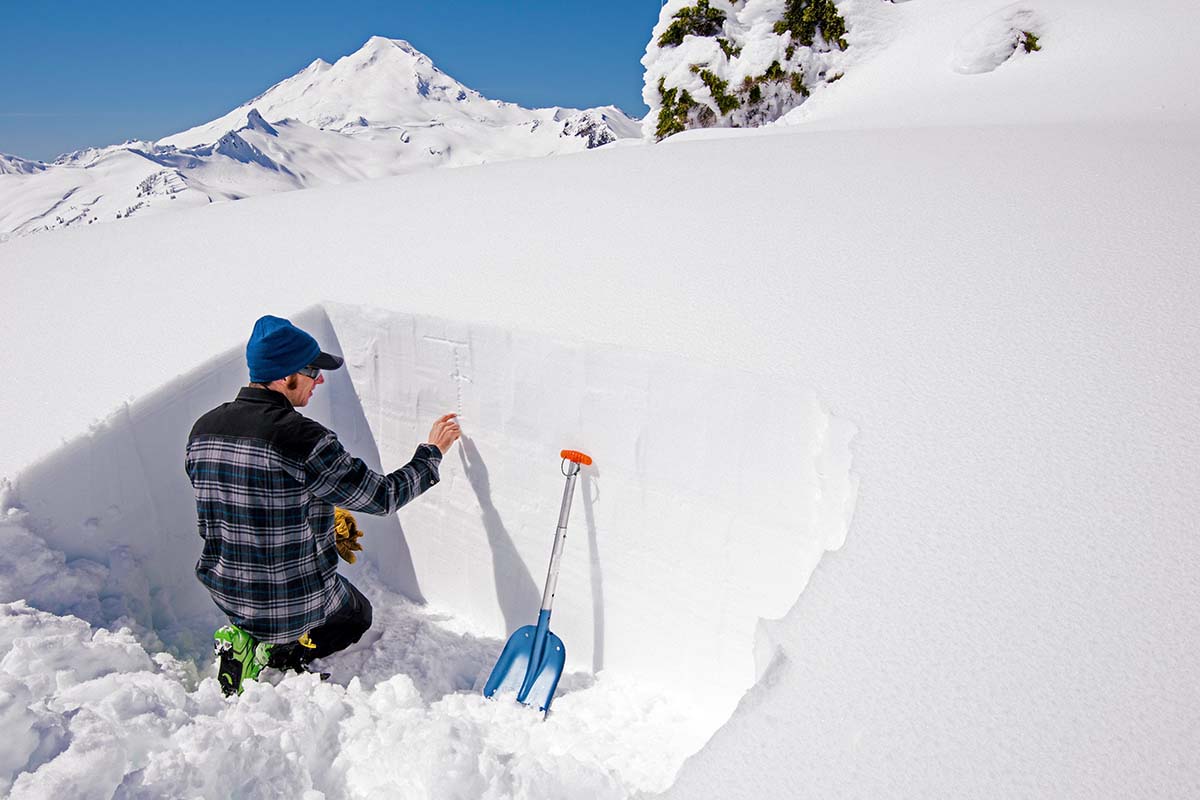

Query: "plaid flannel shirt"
left=185, top=387, right=441, bottom=643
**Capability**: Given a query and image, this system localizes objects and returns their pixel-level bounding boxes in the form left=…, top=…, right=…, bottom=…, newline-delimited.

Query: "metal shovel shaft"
left=517, top=458, right=582, bottom=703
left=539, top=461, right=580, bottom=613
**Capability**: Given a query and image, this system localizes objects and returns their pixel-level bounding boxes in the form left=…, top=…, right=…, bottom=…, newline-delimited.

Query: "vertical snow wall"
left=3, top=303, right=857, bottom=717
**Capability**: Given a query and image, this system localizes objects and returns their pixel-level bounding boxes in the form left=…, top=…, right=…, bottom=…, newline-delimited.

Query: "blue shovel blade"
left=484, top=624, right=567, bottom=713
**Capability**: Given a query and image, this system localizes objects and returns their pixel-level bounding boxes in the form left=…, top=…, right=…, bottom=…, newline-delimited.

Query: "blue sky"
left=1, top=1, right=662, bottom=161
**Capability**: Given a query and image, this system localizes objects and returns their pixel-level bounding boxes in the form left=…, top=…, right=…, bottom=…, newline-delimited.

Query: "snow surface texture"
left=0, top=36, right=640, bottom=239
left=2, top=0, right=1200, bottom=796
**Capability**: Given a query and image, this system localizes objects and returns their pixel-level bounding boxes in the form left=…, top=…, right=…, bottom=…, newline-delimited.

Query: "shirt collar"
left=236, top=386, right=294, bottom=409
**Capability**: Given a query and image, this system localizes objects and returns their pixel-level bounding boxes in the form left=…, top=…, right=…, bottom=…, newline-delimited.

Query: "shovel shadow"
left=546, top=470, right=605, bottom=701
left=458, top=436, right=540, bottom=635
left=581, top=471, right=605, bottom=675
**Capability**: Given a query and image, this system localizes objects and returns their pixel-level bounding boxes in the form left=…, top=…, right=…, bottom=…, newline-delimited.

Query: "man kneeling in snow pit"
left=186, top=314, right=461, bottom=696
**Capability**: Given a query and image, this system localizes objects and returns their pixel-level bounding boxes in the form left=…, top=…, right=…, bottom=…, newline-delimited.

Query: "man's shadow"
left=458, top=436, right=540, bottom=634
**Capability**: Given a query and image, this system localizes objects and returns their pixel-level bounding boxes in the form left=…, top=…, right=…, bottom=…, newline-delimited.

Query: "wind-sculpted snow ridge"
left=0, top=303, right=857, bottom=797
left=0, top=36, right=641, bottom=240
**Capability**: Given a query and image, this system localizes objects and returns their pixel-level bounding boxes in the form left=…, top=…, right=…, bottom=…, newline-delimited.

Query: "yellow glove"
left=334, top=507, right=364, bottom=564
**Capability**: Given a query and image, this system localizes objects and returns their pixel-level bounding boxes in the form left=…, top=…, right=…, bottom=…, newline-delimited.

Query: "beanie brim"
left=311, top=351, right=345, bottom=370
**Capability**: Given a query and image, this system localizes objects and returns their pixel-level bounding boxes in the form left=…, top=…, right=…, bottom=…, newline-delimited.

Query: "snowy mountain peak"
left=359, top=35, right=423, bottom=58
left=244, top=108, right=278, bottom=136
left=335, top=35, right=441, bottom=83
left=158, top=35, right=496, bottom=146
left=4, top=36, right=640, bottom=239
left=329, top=35, right=470, bottom=107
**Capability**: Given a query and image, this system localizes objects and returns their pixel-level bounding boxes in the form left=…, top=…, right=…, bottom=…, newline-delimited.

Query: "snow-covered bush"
left=950, top=5, right=1045, bottom=75
left=642, top=0, right=854, bottom=140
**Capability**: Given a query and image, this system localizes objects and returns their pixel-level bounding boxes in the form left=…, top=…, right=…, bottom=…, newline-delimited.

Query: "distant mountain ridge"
left=0, top=37, right=641, bottom=239
left=0, top=154, right=48, bottom=176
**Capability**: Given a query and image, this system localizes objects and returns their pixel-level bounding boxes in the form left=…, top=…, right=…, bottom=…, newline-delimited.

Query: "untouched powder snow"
left=1, top=0, right=1199, bottom=797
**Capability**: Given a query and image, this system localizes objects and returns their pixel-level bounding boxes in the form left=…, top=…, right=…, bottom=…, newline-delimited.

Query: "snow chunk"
left=0, top=603, right=155, bottom=698
left=0, top=508, right=108, bottom=624
left=0, top=674, right=42, bottom=795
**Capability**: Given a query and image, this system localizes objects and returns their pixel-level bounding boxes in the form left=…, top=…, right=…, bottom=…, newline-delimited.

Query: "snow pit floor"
left=0, top=570, right=712, bottom=798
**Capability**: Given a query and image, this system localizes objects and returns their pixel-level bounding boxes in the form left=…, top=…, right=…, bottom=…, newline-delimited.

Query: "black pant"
left=270, top=578, right=373, bottom=669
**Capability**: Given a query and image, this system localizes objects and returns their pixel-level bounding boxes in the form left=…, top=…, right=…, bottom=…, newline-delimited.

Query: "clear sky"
left=1, top=1, right=663, bottom=161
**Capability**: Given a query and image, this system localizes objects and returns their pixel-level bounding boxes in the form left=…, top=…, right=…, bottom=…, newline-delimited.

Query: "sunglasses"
left=297, top=365, right=321, bottom=380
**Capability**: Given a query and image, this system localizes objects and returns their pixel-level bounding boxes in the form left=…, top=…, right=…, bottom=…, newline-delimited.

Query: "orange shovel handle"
left=560, top=449, right=593, bottom=466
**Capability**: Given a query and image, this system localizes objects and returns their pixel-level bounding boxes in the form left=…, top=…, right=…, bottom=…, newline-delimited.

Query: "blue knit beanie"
left=246, top=315, right=341, bottom=383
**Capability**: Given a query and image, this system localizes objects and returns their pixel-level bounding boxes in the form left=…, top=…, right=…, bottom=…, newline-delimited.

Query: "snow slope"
left=2, top=0, right=1199, bottom=797
left=776, top=0, right=1199, bottom=130
left=0, top=36, right=640, bottom=239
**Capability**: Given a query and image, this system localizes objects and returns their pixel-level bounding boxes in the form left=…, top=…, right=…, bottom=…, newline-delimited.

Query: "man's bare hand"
left=428, top=413, right=462, bottom=454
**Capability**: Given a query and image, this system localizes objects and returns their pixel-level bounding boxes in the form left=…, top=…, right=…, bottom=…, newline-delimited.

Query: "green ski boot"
left=214, top=625, right=272, bottom=696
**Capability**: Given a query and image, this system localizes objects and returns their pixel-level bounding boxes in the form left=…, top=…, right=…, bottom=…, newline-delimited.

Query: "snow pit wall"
left=3, top=302, right=857, bottom=716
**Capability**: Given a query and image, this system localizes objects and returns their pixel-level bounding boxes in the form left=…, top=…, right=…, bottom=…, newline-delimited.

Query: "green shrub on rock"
left=646, top=0, right=850, bottom=139
left=659, top=0, right=727, bottom=48
left=790, top=71, right=810, bottom=97
left=699, top=69, right=741, bottom=114
left=656, top=78, right=699, bottom=140
left=773, top=0, right=848, bottom=50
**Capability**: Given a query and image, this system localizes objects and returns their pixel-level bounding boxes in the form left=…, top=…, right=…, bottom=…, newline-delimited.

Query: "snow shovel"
left=483, top=449, right=592, bottom=714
